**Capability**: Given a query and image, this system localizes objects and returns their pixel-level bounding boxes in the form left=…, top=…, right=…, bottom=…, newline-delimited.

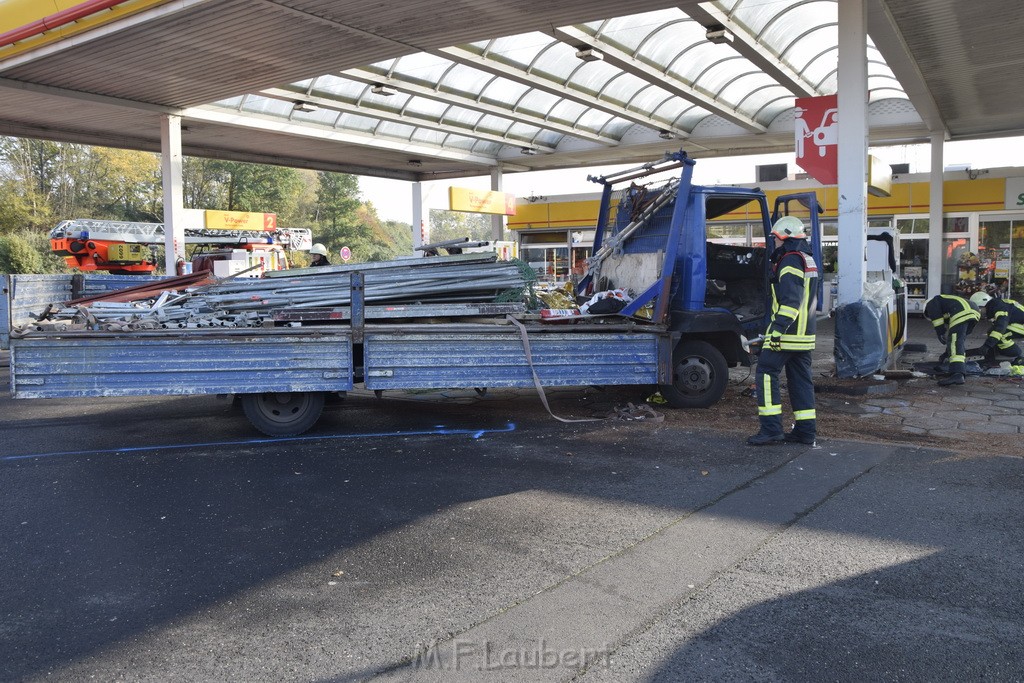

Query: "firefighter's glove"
left=936, top=330, right=947, bottom=346
left=766, top=331, right=783, bottom=352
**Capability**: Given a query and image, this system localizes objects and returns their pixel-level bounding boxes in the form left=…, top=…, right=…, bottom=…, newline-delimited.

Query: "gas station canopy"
left=0, top=0, right=1020, bottom=181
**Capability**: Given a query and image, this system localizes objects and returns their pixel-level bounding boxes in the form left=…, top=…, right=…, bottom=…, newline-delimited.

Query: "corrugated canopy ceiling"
left=0, top=0, right=1020, bottom=181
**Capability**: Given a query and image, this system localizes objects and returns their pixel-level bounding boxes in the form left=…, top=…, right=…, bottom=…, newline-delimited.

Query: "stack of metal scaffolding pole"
left=17, top=254, right=532, bottom=335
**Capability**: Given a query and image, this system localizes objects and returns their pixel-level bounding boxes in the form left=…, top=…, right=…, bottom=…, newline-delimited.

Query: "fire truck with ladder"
left=49, top=219, right=313, bottom=275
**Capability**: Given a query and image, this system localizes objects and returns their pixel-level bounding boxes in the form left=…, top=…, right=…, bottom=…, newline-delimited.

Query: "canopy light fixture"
left=520, top=147, right=539, bottom=156
left=705, top=25, right=734, bottom=44
left=575, top=47, right=604, bottom=63
left=407, top=159, right=423, bottom=167
left=292, top=101, right=318, bottom=113
left=658, top=129, right=673, bottom=140
left=371, top=83, right=397, bottom=96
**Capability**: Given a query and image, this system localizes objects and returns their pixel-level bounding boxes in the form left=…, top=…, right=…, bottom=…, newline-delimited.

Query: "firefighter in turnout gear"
left=969, top=291, right=1024, bottom=367
left=747, top=216, right=819, bottom=447
left=309, top=243, right=331, bottom=267
left=924, top=294, right=981, bottom=386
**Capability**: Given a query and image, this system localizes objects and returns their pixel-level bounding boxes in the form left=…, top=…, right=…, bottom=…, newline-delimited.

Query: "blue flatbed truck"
left=4, top=152, right=821, bottom=436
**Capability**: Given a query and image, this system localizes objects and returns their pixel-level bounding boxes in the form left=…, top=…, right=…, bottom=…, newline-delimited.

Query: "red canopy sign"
left=794, top=94, right=838, bottom=185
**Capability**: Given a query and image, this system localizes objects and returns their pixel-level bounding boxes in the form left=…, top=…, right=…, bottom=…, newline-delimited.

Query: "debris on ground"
left=606, top=403, right=665, bottom=422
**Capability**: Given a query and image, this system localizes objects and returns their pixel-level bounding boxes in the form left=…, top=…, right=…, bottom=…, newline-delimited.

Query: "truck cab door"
left=771, top=193, right=824, bottom=312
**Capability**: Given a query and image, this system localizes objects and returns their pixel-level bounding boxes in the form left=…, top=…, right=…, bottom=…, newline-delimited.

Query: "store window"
left=893, top=216, right=972, bottom=296
left=519, top=229, right=600, bottom=284
left=979, top=217, right=1024, bottom=300
left=943, top=216, right=972, bottom=295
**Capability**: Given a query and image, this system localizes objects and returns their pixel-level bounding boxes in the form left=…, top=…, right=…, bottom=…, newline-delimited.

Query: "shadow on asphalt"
left=1, top=390, right=714, bottom=679
left=637, top=450, right=1024, bottom=681
left=1, top=388, right=1021, bottom=680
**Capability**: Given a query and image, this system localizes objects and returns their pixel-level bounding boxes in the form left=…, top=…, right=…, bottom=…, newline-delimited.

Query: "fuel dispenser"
left=834, top=226, right=908, bottom=377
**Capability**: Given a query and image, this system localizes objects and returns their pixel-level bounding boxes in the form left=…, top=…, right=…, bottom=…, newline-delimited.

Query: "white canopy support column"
left=160, top=114, right=185, bottom=274
left=411, top=181, right=424, bottom=256
left=928, top=134, right=944, bottom=299
left=490, top=167, right=503, bottom=242
left=836, top=0, right=869, bottom=306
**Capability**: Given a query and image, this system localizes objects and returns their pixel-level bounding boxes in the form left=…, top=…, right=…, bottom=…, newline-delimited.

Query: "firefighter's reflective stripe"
left=949, top=330, right=965, bottom=364
left=932, top=317, right=945, bottom=328
left=776, top=304, right=800, bottom=320
left=797, top=269, right=812, bottom=337
left=793, top=409, right=816, bottom=421
left=1010, top=323, right=1024, bottom=336
left=758, top=373, right=782, bottom=416
left=777, top=337, right=815, bottom=351
left=948, top=308, right=980, bottom=327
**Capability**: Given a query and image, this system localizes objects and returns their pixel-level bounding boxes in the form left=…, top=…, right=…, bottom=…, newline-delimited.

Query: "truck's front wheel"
left=659, top=340, right=728, bottom=409
left=241, top=391, right=325, bottom=436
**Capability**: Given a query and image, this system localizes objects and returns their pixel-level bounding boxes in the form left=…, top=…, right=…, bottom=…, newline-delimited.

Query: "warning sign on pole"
left=340, top=246, right=352, bottom=262
left=794, top=94, right=838, bottom=185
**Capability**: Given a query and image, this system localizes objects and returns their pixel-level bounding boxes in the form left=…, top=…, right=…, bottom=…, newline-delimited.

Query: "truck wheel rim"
left=676, top=357, right=713, bottom=394
left=253, top=393, right=311, bottom=424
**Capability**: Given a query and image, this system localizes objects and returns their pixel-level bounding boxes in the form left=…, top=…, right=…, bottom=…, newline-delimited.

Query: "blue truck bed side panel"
left=2, top=275, right=73, bottom=349
left=363, top=330, right=662, bottom=390
left=1, top=274, right=166, bottom=349
left=10, top=332, right=353, bottom=398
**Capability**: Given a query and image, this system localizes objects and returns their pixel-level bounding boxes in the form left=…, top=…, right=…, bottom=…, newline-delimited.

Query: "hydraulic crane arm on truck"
left=8, top=151, right=822, bottom=436
left=50, top=219, right=313, bottom=274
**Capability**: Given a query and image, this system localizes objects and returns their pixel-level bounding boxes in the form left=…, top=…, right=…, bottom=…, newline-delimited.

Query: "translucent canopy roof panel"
left=201, top=0, right=914, bottom=175
left=6, top=0, right=1009, bottom=181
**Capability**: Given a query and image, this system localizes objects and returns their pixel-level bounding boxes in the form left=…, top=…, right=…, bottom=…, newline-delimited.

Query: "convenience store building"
left=509, top=166, right=1024, bottom=312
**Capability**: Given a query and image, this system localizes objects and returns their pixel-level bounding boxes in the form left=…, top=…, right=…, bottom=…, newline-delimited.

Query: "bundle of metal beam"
left=18, top=255, right=531, bottom=335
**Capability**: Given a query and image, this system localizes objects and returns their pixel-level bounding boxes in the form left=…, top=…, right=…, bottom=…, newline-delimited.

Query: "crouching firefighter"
left=748, top=216, right=819, bottom=447
left=969, top=292, right=1024, bottom=368
left=924, top=294, right=981, bottom=386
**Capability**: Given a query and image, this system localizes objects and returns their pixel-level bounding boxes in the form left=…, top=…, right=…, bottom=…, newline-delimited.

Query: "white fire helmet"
left=771, top=215, right=807, bottom=241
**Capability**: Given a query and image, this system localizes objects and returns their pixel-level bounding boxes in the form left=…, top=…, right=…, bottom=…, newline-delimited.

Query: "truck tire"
left=241, top=391, right=325, bottom=436
left=659, top=340, right=729, bottom=409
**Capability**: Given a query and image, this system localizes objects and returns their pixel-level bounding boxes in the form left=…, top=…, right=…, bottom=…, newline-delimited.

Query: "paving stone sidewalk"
left=816, top=315, right=1024, bottom=444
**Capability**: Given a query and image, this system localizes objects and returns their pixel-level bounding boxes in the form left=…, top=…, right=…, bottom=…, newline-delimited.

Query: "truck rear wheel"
left=659, top=340, right=728, bottom=409
left=241, top=391, right=325, bottom=436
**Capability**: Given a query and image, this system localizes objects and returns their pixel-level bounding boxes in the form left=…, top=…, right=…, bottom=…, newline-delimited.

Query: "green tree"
left=182, top=157, right=228, bottom=210
left=428, top=209, right=492, bottom=243
left=383, top=218, right=413, bottom=256
left=0, top=233, right=44, bottom=274
left=89, top=147, right=162, bottom=221
left=216, top=161, right=303, bottom=219
left=316, top=171, right=361, bottom=229
left=314, top=171, right=364, bottom=257
left=0, top=181, right=51, bottom=234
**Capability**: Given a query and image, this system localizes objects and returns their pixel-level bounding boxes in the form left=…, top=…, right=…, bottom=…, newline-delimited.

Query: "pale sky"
left=359, top=136, right=1024, bottom=225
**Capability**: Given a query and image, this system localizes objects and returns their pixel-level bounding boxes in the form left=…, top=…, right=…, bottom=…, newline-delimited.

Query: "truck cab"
left=582, top=152, right=822, bottom=407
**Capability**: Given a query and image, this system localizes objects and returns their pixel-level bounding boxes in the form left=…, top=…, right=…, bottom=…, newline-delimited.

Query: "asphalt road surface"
left=2, top=367, right=1022, bottom=681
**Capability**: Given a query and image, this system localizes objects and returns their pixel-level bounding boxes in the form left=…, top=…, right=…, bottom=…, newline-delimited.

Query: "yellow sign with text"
left=205, top=210, right=278, bottom=231
left=449, top=187, right=517, bottom=216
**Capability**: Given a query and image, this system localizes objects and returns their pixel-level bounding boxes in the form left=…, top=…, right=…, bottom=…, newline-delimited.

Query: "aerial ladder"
left=50, top=219, right=313, bottom=274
